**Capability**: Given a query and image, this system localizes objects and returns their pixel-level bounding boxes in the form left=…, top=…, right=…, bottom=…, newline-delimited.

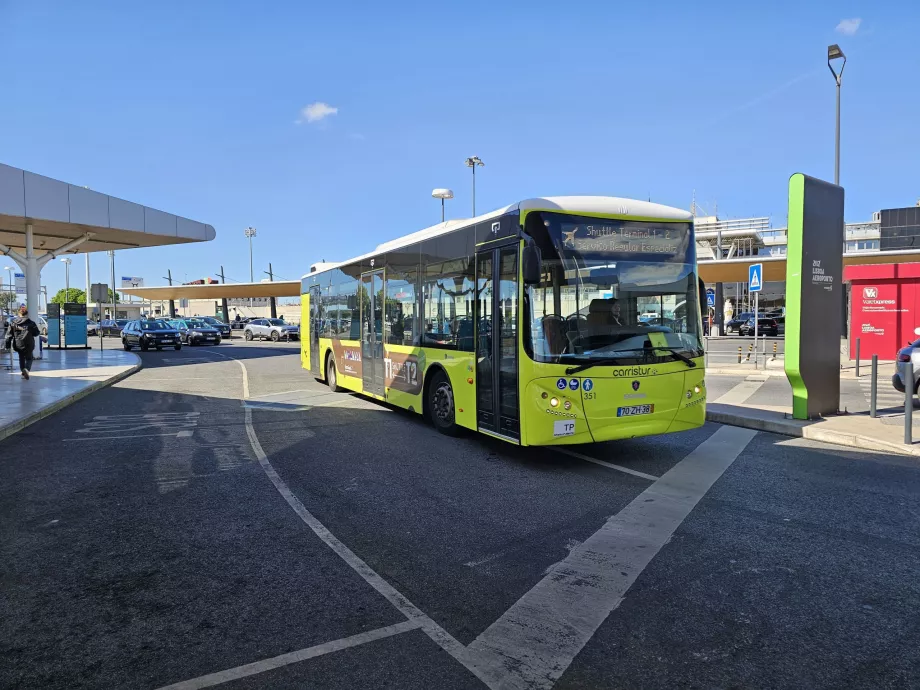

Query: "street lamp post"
left=827, top=44, right=846, bottom=185
left=828, top=44, right=847, bottom=338
left=431, top=189, right=454, bottom=222
left=464, top=156, right=484, bottom=216
left=4, top=265, right=13, bottom=310
left=244, top=226, right=257, bottom=308
left=60, top=257, right=72, bottom=299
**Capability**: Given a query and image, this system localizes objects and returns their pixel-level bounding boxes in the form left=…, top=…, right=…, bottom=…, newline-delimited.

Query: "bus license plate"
left=553, top=420, right=576, bottom=437
left=617, top=404, right=654, bottom=417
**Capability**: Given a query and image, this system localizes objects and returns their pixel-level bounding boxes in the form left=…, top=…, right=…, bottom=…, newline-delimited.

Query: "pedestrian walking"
left=6, top=305, right=40, bottom=380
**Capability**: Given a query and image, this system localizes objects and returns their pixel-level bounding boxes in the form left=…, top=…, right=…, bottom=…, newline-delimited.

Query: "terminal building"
left=697, top=200, right=920, bottom=340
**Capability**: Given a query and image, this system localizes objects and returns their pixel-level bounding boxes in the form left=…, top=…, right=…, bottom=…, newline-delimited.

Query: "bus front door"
left=361, top=270, right=385, bottom=397
left=475, top=245, right=520, bottom=440
left=309, top=285, right=321, bottom=377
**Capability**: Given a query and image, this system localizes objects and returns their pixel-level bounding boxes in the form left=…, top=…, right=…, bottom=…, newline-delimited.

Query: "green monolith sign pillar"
left=785, top=173, right=845, bottom=420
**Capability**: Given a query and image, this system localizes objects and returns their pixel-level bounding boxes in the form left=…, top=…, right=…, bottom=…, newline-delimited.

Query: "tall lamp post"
left=244, top=226, right=257, bottom=308
left=464, top=156, right=484, bottom=216
left=4, top=265, right=13, bottom=308
left=827, top=44, right=846, bottom=185
left=60, top=257, right=72, bottom=299
left=432, top=188, right=454, bottom=222
left=828, top=43, right=847, bottom=337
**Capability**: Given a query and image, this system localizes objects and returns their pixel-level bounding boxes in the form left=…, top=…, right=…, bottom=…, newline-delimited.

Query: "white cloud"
left=835, top=18, right=861, bottom=36
left=296, top=102, right=338, bottom=124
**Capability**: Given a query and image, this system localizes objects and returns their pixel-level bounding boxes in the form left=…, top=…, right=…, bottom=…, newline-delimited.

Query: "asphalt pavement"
left=2, top=340, right=919, bottom=689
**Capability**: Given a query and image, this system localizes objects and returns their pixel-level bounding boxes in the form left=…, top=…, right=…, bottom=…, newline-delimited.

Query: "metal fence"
left=702, top=335, right=782, bottom=369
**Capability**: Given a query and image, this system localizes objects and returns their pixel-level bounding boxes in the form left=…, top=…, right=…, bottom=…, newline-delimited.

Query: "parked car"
left=231, top=317, right=256, bottom=330
left=244, top=318, right=299, bottom=342
left=739, top=317, right=780, bottom=337
left=122, top=319, right=182, bottom=351
left=197, top=316, right=232, bottom=338
left=35, top=315, right=48, bottom=336
left=725, top=312, right=754, bottom=335
left=87, top=320, right=99, bottom=336
left=168, top=318, right=222, bottom=345
left=100, top=319, right=130, bottom=337
left=892, top=330, right=920, bottom=395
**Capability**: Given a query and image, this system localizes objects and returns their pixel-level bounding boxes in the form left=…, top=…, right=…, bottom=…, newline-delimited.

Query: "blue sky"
left=1, top=1, right=918, bottom=297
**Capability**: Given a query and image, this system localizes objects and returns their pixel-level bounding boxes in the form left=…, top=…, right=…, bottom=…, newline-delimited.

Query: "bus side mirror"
left=523, top=245, right=542, bottom=285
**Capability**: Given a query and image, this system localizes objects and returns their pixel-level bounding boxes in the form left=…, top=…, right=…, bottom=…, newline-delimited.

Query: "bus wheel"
left=428, top=370, right=458, bottom=436
left=326, top=357, right=343, bottom=392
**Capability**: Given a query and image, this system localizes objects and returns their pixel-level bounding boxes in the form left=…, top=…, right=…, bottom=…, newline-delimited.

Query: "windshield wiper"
left=564, top=357, right=624, bottom=375
left=645, top=346, right=697, bottom=368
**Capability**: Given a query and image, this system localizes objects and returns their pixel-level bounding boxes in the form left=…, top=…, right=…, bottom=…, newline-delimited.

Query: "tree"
left=0, top=291, right=16, bottom=312
left=50, top=287, right=120, bottom=305
left=50, top=288, right=86, bottom=305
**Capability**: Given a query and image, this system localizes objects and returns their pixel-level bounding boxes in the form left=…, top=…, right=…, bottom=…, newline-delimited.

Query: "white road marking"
left=63, top=430, right=193, bottom=441
left=713, top=377, right=767, bottom=405
left=154, top=620, right=420, bottom=690
left=557, top=448, right=659, bottom=481
left=205, top=350, right=491, bottom=686
left=466, top=425, right=758, bottom=690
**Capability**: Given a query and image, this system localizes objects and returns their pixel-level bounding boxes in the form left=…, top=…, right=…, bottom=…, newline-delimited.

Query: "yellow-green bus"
left=301, top=196, right=706, bottom=445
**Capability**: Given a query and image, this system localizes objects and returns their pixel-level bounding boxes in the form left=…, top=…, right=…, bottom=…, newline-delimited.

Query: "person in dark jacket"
left=6, top=305, right=40, bottom=380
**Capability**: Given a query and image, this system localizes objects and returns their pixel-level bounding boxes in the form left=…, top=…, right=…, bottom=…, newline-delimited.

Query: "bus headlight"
left=563, top=400, right=571, bottom=410
left=694, top=385, right=701, bottom=394
left=550, top=397, right=559, bottom=407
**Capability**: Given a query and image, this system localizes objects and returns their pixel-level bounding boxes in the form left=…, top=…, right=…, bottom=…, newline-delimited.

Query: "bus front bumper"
left=521, top=370, right=707, bottom=446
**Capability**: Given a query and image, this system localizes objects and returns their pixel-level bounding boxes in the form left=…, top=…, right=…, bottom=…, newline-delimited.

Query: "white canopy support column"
left=0, top=225, right=94, bottom=356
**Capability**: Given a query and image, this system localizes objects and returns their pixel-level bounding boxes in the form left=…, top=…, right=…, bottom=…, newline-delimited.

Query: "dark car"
left=168, top=318, right=222, bottom=345
left=725, top=312, right=754, bottom=335
left=231, top=317, right=255, bottom=330
left=197, top=316, right=232, bottom=338
left=122, top=319, right=182, bottom=351
left=739, top=317, right=779, bottom=337
left=100, top=319, right=130, bottom=337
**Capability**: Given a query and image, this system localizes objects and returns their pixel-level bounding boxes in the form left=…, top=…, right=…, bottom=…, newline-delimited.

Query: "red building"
left=845, top=262, right=920, bottom=359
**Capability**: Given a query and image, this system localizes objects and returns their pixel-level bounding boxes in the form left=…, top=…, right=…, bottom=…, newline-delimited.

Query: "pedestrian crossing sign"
left=706, top=291, right=715, bottom=307
left=749, top=263, right=763, bottom=292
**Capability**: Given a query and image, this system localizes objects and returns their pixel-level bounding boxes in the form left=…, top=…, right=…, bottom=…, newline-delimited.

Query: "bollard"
left=904, top=360, right=913, bottom=445
left=746, top=343, right=753, bottom=361
left=737, top=346, right=742, bottom=364
left=870, top=354, right=878, bottom=418
left=772, top=341, right=778, bottom=360
left=855, top=338, right=861, bottom=378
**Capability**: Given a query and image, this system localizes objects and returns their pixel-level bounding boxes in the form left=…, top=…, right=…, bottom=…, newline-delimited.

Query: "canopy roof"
left=120, top=280, right=300, bottom=300
left=0, top=163, right=215, bottom=255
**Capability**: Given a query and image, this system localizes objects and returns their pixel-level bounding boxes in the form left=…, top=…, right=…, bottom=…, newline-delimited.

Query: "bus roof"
left=304, top=196, right=691, bottom=279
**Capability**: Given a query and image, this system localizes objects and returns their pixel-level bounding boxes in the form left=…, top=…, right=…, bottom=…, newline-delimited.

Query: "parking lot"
left=2, top=341, right=919, bottom=689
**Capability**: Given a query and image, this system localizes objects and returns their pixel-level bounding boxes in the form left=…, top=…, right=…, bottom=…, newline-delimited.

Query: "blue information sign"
left=706, top=291, right=715, bottom=307
left=748, top=263, right=763, bottom=292
left=62, top=303, right=87, bottom=347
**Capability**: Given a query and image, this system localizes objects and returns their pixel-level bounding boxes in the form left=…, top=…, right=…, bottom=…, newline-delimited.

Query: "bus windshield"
left=525, top=212, right=703, bottom=365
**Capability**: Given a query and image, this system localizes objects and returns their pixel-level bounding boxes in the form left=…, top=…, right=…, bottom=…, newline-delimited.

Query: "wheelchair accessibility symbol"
left=556, top=378, right=567, bottom=390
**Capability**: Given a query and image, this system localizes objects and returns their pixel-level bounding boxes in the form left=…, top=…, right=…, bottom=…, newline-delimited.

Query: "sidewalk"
left=0, top=348, right=141, bottom=441
left=705, top=366, right=920, bottom=457
left=705, top=352, right=895, bottom=379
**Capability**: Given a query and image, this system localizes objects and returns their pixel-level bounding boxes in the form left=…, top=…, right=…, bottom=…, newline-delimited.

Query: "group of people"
left=3, top=305, right=41, bottom=380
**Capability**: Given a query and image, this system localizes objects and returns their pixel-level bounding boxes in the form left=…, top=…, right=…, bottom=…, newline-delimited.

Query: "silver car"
left=244, top=318, right=299, bottom=342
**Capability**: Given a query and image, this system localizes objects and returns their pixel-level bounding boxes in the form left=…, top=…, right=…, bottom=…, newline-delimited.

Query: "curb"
left=705, top=367, right=786, bottom=377
left=706, top=408, right=920, bottom=458
left=0, top=353, right=143, bottom=443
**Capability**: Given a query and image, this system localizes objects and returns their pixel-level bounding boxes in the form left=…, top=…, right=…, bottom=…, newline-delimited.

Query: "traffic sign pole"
left=748, top=264, right=763, bottom=366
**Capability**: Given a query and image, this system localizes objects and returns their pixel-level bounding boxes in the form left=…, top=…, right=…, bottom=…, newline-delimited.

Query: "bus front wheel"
left=428, top=370, right=458, bottom=436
